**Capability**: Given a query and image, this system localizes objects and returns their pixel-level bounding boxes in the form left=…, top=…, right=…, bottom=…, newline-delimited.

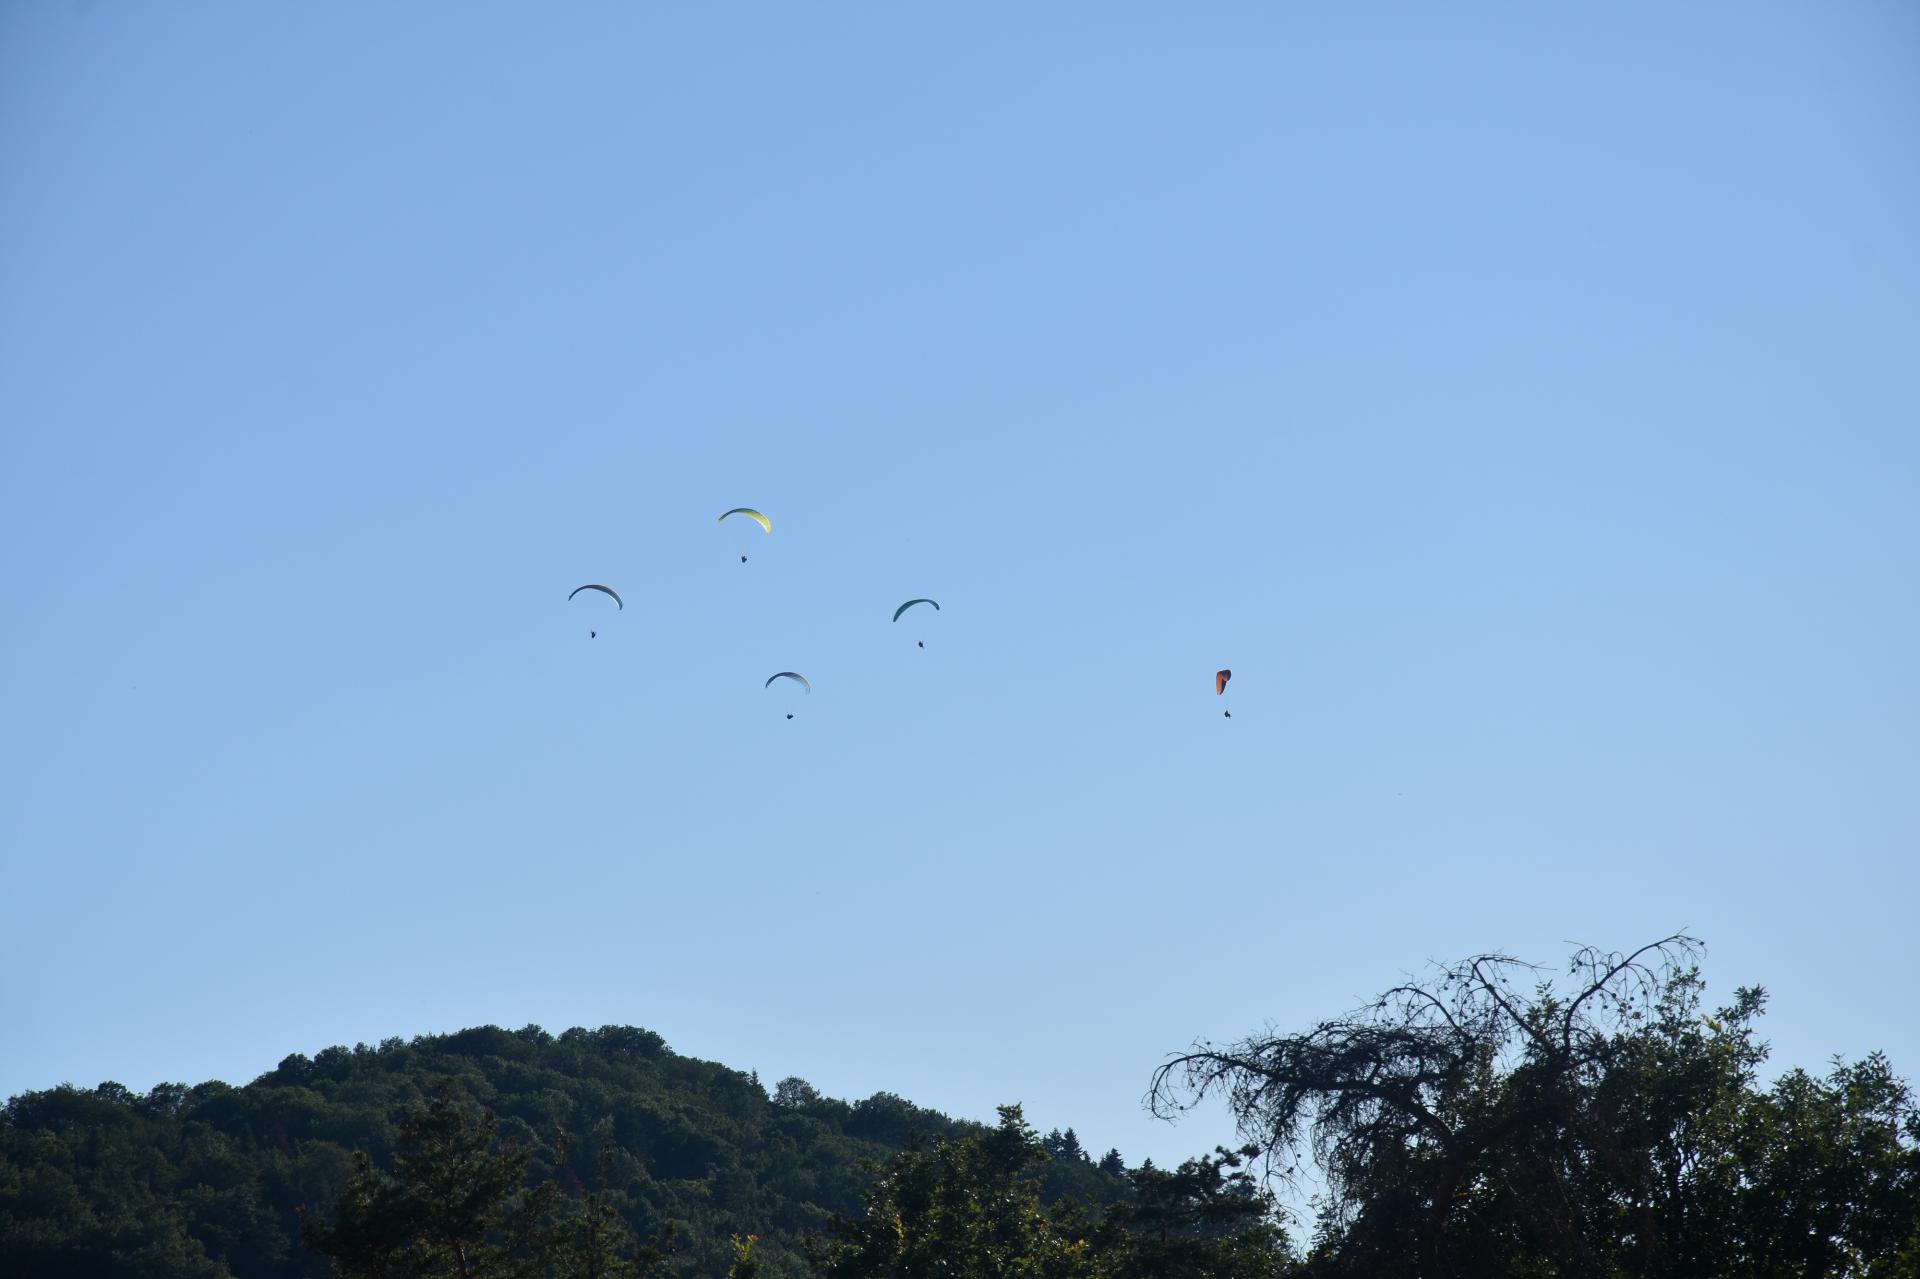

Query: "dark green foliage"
left=810, top=1104, right=1100, bottom=1279
left=810, top=1105, right=1296, bottom=1279
left=1153, top=938, right=1920, bottom=1278
left=1091, top=1145, right=1294, bottom=1279
left=9, top=943, right=1914, bottom=1279
left=302, top=1086, right=671, bottom=1279
left=1042, top=1129, right=1084, bottom=1163
left=2, top=1025, right=1114, bottom=1279
left=769, top=1080, right=820, bottom=1111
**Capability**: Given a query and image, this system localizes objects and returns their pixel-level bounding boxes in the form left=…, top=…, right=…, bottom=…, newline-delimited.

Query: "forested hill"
left=0, top=1023, right=1127, bottom=1279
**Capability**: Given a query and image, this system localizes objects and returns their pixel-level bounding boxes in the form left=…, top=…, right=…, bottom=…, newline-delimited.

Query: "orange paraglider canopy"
left=1216, top=669, right=1231, bottom=695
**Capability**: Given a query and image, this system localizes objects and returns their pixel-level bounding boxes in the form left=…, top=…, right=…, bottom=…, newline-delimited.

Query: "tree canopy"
left=1151, top=937, right=1920, bottom=1277
left=0, top=1025, right=1120, bottom=1279
left=5, top=942, right=1915, bottom=1277
left=809, top=1105, right=1295, bottom=1279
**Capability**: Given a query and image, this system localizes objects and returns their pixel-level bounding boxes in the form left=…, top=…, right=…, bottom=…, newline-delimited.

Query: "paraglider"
left=720, top=508, right=771, bottom=560
left=1217, top=669, right=1232, bottom=717
left=569, top=584, right=621, bottom=638
left=767, top=670, right=810, bottom=720
left=569, top=584, right=623, bottom=609
left=894, top=598, right=939, bottom=648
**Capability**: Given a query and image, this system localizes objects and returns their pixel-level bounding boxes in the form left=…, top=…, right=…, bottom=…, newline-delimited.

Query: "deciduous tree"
left=1150, top=936, right=1920, bottom=1278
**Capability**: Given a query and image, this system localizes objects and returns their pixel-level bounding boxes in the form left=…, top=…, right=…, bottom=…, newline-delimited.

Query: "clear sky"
left=3, top=2, right=1916, bottom=1175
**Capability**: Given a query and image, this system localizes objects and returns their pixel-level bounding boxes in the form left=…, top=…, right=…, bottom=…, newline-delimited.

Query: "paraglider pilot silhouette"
left=720, top=508, right=771, bottom=565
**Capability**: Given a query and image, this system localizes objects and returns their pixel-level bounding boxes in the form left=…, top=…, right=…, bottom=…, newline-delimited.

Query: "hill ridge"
left=1, top=1021, right=1128, bottom=1279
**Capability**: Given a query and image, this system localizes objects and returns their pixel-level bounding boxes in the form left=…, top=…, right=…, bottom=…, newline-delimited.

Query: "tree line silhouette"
left=5, top=939, right=1915, bottom=1277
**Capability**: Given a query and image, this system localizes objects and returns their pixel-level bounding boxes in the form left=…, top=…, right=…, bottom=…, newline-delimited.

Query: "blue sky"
left=3, top=2, right=1917, bottom=1175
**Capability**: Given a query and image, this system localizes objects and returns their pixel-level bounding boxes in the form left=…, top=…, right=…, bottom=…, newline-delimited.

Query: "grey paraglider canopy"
left=569, top=584, right=623, bottom=609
